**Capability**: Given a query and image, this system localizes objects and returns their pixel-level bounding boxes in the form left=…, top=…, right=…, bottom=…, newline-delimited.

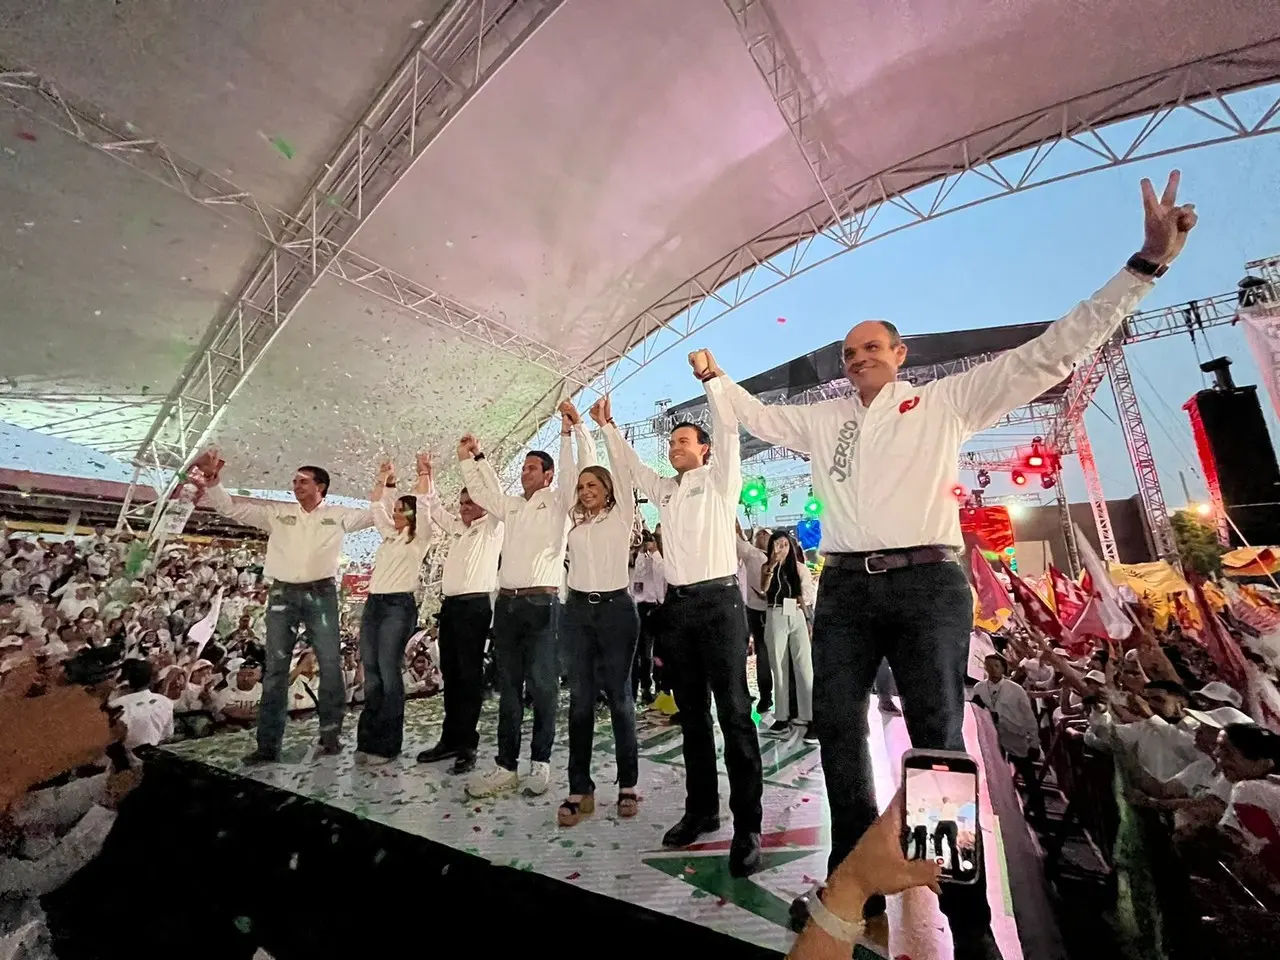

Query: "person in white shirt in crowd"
left=457, top=401, right=595, bottom=798
left=707, top=171, right=1197, bottom=955
left=191, top=448, right=382, bottom=762
left=554, top=399, right=643, bottom=828
left=56, top=584, right=97, bottom=623
left=972, top=654, right=1046, bottom=820
left=216, top=658, right=264, bottom=724
left=0, top=557, right=27, bottom=597
left=415, top=452, right=504, bottom=776
left=759, top=530, right=817, bottom=742
left=109, top=658, right=175, bottom=748
left=355, top=458, right=434, bottom=764
left=599, top=357, right=765, bottom=878
left=736, top=524, right=773, bottom=716
left=629, top=530, right=666, bottom=704
left=85, top=544, right=112, bottom=580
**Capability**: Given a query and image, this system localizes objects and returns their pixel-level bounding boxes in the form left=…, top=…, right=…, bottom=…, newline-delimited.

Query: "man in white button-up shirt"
left=600, top=368, right=765, bottom=879
left=193, top=450, right=378, bottom=763
left=456, top=402, right=595, bottom=799
left=710, top=172, right=1197, bottom=954
left=629, top=532, right=665, bottom=703
left=415, top=454, right=504, bottom=776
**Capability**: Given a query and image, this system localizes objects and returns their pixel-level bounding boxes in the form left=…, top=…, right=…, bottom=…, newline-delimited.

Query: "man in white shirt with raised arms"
left=192, top=449, right=381, bottom=763
left=706, top=171, right=1197, bottom=958
left=415, top=453, right=504, bottom=776
left=599, top=359, right=765, bottom=879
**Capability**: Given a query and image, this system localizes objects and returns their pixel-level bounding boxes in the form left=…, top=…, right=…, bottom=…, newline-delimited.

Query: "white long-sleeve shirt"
left=367, top=500, right=433, bottom=595
left=717, top=269, right=1154, bottom=553
left=202, top=483, right=374, bottom=584
left=426, top=494, right=504, bottom=597
left=459, top=425, right=595, bottom=590
left=630, top=551, right=666, bottom=604
left=566, top=434, right=635, bottom=593
left=603, top=377, right=742, bottom=586
left=973, top=677, right=1039, bottom=758
left=736, top=538, right=768, bottom=611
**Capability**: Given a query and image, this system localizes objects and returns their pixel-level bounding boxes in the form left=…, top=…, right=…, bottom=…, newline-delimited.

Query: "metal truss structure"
left=1072, top=415, right=1120, bottom=562
left=0, top=0, right=572, bottom=525
left=722, top=0, right=859, bottom=245
left=568, top=64, right=1280, bottom=397
left=1104, top=342, right=1178, bottom=562
left=1053, top=480, right=1082, bottom=577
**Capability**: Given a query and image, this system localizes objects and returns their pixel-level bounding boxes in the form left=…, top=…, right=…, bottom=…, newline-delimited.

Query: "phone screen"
left=901, top=750, right=981, bottom=884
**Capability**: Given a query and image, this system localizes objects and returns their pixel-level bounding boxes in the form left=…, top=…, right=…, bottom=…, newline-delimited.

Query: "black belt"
left=498, top=585, right=558, bottom=598
left=568, top=587, right=630, bottom=605
left=666, top=575, right=739, bottom=598
left=273, top=578, right=334, bottom=590
left=443, top=591, right=491, bottom=601
left=823, top=545, right=958, bottom=574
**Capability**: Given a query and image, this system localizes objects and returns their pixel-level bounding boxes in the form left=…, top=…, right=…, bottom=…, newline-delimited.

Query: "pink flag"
left=1049, top=566, right=1088, bottom=628
left=1068, top=525, right=1133, bottom=643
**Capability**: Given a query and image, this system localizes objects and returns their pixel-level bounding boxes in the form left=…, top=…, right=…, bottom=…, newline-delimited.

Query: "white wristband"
left=808, top=894, right=865, bottom=944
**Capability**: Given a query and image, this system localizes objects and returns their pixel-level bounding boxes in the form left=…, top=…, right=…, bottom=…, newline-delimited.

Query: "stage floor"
left=166, top=693, right=1024, bottom=959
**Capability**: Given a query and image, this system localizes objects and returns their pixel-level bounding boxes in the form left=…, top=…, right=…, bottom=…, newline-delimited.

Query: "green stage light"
left=804, top=495, right=822, bottom=516
left=740, top=476, right=768, bottom=508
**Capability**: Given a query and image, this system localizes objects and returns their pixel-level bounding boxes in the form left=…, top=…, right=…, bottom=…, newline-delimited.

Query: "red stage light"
left=951, top=484, right=966, bottom=499
left=1027, top=454, right=1044, bottom=467
left=1011, top=470, right=1027, bottom=486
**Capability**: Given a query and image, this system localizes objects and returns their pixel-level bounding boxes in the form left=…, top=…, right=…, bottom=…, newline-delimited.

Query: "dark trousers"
left=633, top=601, right=659, bottom=697
left=665, top=581, right=763, bottom=832
left=492, top=592, right=558, bottom=770
left=811, top=559, right=991, bottom=933
left=356, top=592, right=418, bottom=757
left=909, top=824, right=930, bottom=860
left=933, top=820, right=961, bottom=872
left=745, top=606, right=772, bottom=711
left=874, top=658, right=898, bottom=703
left=1009, top=750, right=1047, bottom=819
left=260, top=579, right=342, bottom=755
left=565, top=591, right=640, bottom=795
left=437, top=593, right=492, bottom=752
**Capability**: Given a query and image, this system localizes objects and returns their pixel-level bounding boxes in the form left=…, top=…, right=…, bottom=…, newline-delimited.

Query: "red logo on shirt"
left=898, top=397, right=920, bottom=414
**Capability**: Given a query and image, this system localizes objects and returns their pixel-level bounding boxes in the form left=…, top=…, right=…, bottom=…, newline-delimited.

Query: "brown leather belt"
left=497, top=585, right=559, bottom=598
left=823, top=545, right=959, bottom=575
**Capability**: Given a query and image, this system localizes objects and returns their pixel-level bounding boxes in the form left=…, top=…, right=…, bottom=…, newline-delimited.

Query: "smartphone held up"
left=901, top=748, right=982, bottom=885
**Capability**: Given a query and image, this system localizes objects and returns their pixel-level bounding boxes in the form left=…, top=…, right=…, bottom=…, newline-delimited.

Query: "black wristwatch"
left=1126, top=253, right=1168, bottom=279
left=473, top=452, right=486, bottom=462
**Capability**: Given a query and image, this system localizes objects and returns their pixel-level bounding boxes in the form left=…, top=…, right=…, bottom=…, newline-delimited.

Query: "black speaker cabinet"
left=1184, top=385, right=1280, bottom=547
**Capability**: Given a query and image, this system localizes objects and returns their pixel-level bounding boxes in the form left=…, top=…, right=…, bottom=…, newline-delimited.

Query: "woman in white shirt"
left=557, top=400, right=642, bottom=827
left=759, top=530, right=816, bottom=741
left=355, top=460, right=432, bottom=764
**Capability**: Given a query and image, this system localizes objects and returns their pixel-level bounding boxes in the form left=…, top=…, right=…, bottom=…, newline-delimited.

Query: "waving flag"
left=1005, top=564, right=1068, bottom=644
left=970, top=549, right=1012, bottom=632
left=1049, top=566, right=1088, bottom=628
left=1068, top=524, right=1134, bottom=644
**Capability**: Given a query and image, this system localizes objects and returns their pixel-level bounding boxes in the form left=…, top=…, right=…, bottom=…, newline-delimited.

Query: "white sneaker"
left=523, top=760, right=551, bottom=796
left=466, top=764, right=520, bottom=798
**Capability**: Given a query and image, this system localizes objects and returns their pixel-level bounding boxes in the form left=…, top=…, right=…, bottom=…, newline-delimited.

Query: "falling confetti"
left=777, top=317, right=787, bottom=323
left=15, top=130, right=37, bottom=142
left=234, top=916, right=253, bottom=934
left=565, top=871, right=581, bottom=880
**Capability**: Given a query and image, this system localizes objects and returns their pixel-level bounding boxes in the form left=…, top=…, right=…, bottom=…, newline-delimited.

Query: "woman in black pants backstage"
left=355, top=457, right=432, bottom=763
left=557, top=399, right=641, bottom=826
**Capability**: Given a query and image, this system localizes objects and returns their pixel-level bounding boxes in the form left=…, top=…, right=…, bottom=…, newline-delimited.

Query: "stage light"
left=1007, top=504, right=1027, bottom=520
left=796, top=517, right=822, bottom=550
left=779, top=492, right=789, bottom=506
left=1011, top=470, right=1027, bottom=486
left=1041, top=473, right=1056, bottom=489
left=950, top=483, right=966, bottom=500
left=976, top=469, right=991, bottom=488
left=1027, top=454, right=1043, bottom=467
left=1195, top=502, right=1212, bottom=517
left=740, top=476, right=768, bottom=508
left=804, top=494, right=823, bottom=516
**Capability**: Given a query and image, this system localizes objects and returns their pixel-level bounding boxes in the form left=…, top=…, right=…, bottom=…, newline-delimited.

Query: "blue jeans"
left=357, top=592, right=418, bottom=757
left=492, top=593, right=559, bottom=770
left=564, top=590, right=640, bottom=796
left=260, top=579, right=343, bottom=755
left=811, top=559, right=991, bottom=934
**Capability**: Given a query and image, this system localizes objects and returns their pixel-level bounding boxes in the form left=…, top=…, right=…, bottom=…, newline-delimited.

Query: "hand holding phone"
left=901, top=748, right=982, bottom=885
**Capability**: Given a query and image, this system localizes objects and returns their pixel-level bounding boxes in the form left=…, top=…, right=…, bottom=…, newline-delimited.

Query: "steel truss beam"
left=1054, top=479, right=1082, bottom=577
left=0, top=0, right=572, bottom=489
left=1104, top=342, right=1178, bottom=563
left=1073, top=416, right=1120, bottom=562
left=722, top=0, right=860, bottom=245
left=554, top=55, right=1280, bottom=401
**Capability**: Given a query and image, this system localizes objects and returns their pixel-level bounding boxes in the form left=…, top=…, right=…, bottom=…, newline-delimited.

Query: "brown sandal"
left=557, top=794, right=595, bottom=827
left=617, top=791, right=639, bottom=818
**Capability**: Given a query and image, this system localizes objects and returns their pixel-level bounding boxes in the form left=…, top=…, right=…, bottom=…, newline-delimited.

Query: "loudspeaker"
left=1184, top=384, right=1280, bottom=547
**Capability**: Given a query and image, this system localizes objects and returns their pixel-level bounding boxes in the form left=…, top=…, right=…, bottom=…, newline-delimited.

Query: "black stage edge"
left=971, top=711, right=1068, bottom=960
left=43, top=751, right=779, bottom=960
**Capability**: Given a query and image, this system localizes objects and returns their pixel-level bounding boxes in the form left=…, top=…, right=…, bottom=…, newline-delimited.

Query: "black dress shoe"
left=242, top=749, right=280, bottom=767
left=729, top=831, right=762, bottom=877
left=450, top=749, right=476, bottom=775
left=417, top=742, right=460, bottom=764
left=318, top=736, right=341, bottom=756
left=661, top=813, right=721, bottom=848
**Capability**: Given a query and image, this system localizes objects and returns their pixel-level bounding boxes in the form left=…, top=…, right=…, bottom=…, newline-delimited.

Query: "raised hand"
left=416, top=452, right=432, bottom=478
left=1138, top=170, right=1197, bottom=265
left=377, top=458, right=396, bottom=487
left=190, top=448, right=224, bottom=487
left=589, top=394, right=612, bottom=426
left=457, top=434, right=480, bottom=461
left=688, top=348, right=714, bottom=380
left=558, top=400, right=581, bottom=429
